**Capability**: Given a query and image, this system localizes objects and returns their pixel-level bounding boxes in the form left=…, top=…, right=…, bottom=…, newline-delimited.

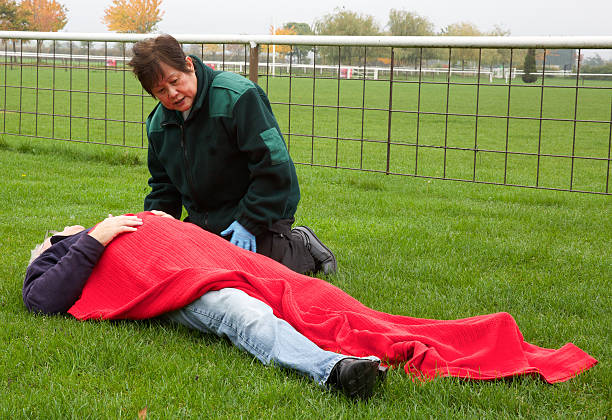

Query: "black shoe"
left=291, top=226, right=337, bottom=275
left=326, top=358, right=382, bottom=400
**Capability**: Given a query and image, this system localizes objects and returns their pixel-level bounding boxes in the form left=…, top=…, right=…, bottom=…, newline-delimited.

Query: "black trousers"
left=255, top=218, right=316, bottom=274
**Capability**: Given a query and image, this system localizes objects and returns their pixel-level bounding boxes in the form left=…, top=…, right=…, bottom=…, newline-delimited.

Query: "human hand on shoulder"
left=88, top=214, right=143, bottom=246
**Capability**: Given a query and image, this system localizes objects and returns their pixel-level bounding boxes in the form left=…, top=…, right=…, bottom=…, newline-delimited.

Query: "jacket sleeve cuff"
left=79, top=234, right=107, bottom=262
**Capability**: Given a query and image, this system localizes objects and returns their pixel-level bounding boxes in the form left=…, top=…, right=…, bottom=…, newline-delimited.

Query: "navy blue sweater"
left=23, top=231, right=105, bottom=314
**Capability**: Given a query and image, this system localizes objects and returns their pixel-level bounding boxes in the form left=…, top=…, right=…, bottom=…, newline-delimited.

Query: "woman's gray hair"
left=28, top=230, right=57, bottom=267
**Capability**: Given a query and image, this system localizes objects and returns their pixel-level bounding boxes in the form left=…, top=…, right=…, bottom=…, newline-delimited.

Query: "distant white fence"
left=5, top=50, right=612, bottom=83
left=1, top=32, right=611, bottom=194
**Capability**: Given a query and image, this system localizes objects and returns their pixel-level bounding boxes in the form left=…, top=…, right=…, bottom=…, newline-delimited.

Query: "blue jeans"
left=165, top=288, right=378, bottom=386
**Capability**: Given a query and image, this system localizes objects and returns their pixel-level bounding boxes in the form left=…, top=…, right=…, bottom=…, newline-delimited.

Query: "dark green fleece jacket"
left=144, top=56, right=300, bottom=236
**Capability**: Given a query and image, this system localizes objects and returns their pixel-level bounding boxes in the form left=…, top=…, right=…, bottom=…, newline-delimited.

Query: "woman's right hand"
left=88, top=214, right=143, bottom=246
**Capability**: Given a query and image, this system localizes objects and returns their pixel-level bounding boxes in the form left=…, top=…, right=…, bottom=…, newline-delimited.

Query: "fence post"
left=386, top=48, right=395, bottom=175
left=249, top=42, right=259, bottom=84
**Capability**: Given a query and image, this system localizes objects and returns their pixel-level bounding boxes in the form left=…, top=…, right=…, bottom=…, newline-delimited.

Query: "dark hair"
left=129, top=34, right=191, bottom=96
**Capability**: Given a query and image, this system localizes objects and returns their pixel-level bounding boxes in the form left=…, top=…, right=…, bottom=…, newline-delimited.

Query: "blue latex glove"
left=220, top=220, right=257, bottom=252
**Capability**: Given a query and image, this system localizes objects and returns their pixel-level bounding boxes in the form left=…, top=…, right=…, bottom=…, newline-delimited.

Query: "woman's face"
left=151, top=56, right=198, bottom=112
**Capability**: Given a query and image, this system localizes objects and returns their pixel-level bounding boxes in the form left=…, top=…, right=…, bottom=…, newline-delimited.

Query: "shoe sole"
left=295, top=225, right=337, bottom=274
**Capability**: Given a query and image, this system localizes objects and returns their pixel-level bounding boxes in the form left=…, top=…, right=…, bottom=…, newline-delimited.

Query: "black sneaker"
left=291, top=226, right=337, bottom=274
left=326, top=357, right=383, bottom=400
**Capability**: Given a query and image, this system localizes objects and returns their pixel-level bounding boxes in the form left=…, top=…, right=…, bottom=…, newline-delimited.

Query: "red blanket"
left=68, top=212, right=597, bottom=383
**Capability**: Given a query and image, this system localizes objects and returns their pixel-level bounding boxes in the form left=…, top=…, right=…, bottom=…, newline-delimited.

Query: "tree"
left=283, top=22, right=313, bottom=64
left=314, top=8, right=381, bottom=65
left=387, top=9, right=434, bottom=36
left=265, top=25, right=296, bottom=55
left=0, top=0, right=25, bottom=29
left=202, top=43, right=222, bottom=61
left=440, top=22, right=482, bottom=71
left=20, top=0, right=67, bottom=32
left=284, top=22, right=312, bottom=35
left=522, top=48, right=538, bottom=83
left=387, top=9, right=435, bottom=67
left=583, top=53, right=605, bottom=67
left=315, top=8, right=380, bottom=36
left=0, top=0, right=30, bottom=32
left=102, top=0, right=163, bottom=33
left=581, top=54, right=612, bottom=81
left=0, top=0, right=30, bottom=63
left=16, top=0, right=66, bottom=64
left=481, top=25, right=513, bottom=72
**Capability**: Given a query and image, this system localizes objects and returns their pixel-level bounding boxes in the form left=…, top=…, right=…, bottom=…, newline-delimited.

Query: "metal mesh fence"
left=1, top=34, right=611, bottom=195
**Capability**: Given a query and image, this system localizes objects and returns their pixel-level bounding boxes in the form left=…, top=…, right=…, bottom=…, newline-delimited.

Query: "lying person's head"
left=28, top=214, right=148, bottom=267
left=28, top=225, right=85, bottom=266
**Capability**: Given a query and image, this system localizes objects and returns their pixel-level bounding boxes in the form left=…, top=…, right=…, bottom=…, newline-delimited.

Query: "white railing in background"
left=1, top=32, right=611, bottom=194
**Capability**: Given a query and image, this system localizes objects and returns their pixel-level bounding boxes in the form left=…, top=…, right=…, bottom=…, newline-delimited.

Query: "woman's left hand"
left=220, top=220, right=257, bottom=252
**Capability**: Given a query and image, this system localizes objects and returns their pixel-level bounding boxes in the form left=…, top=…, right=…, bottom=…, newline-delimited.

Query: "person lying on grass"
left=24, top=212, right=597, bottom=400
left=24, top=212, right=385, bottom=400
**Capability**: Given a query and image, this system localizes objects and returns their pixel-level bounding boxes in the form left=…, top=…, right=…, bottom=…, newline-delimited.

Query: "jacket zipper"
left=163, top=120, right=209, bottom=228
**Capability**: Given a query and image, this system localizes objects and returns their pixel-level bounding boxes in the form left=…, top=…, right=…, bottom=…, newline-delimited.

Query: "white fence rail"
left=2, top=31, right=612, bottom=48
left=1, top=32, right=611, bottom=194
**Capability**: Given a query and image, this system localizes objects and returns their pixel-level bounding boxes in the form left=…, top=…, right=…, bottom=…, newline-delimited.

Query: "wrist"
left=87, top=231, right=107, bottom=246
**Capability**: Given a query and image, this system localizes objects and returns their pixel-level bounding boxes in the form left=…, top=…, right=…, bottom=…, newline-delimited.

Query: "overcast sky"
left=57, top=0, right=610, bottom=36
left=56, top=0, right=610, bottom=57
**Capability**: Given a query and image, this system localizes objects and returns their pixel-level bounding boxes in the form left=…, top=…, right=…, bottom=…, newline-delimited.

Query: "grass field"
left=1, top=61, right=611, bottom=194
left=0, top=136, right=610, bottom=418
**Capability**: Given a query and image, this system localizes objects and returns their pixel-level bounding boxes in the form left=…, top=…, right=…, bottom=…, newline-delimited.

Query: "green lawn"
left=0, top=138, right=609, bottom=418
left=2, top=61, right=611, bottom=193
